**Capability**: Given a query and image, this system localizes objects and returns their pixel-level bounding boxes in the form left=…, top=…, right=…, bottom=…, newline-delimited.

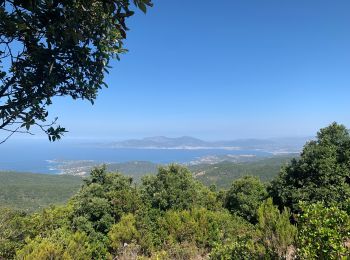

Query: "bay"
left=0, top=139, right=272, bottom=174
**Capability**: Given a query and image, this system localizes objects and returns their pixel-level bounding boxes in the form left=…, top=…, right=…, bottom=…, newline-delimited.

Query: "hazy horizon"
left=2, top=132, right=315, bottom=144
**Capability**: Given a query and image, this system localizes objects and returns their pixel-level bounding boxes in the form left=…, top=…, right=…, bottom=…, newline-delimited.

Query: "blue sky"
left=40, top=1, right=350, bottom=140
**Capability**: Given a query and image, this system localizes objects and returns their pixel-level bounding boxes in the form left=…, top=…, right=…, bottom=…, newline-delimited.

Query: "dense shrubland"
left=1, top=123, right=350, bottom=259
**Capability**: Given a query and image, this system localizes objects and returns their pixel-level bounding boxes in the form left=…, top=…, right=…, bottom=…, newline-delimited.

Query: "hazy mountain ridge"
left=107, top=135, right=311, bottom=152
left=110, top=136, right=209, bottom=148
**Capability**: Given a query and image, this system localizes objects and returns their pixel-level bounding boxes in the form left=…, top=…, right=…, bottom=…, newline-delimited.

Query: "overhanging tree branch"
left=0, top=0, right=153, bottom=143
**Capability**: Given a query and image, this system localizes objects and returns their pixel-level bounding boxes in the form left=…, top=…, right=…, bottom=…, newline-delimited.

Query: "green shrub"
left=16, top=229, right=92, bottom=260
left=108, top=213, right=140, bottom=253
left=225, top=176, right=268, bottom=223
left=210, top=239, right=265, bottom=260
left=141, top=164, right=220, bottom=211
left=297, top=202, right=350, bottom=259
left=257, top=198, right=297, bottom=258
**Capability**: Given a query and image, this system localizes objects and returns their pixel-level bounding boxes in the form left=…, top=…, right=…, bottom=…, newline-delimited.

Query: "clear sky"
left=42, top=1, right=350, bottom=140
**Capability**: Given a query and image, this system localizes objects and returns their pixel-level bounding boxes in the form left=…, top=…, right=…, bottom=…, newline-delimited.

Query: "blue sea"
left=0, top=139, right=272, bottom=174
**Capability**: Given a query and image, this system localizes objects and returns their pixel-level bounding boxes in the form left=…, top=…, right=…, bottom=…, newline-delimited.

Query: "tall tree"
left=224, top=176, right=268, bottom=223
left=0, top=0, right=152, bottom=142
left=141, top=164, right=220, bottom=211
left=269, top=122, right=350, bottom=213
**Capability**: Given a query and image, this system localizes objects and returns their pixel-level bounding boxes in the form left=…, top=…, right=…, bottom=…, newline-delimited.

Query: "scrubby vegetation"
left=1, top=123, right=350, bottom=259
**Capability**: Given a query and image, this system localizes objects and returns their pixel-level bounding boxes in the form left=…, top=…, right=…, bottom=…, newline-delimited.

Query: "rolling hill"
left=190, top=156, right=295, bottom=189
left=0, top=156, right=296, bottom=211
left=0, top=171, right=82, bottom=212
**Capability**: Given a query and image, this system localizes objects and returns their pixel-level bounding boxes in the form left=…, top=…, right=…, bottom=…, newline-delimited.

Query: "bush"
left=108, top=213, right=140, bottom=253
left=16, top=229, right=92, bottom=260
left=225, top=176, right=268, bottom=223
left=71, top=166, right=142, bottom=234
left=257, top=198, right=297, bottom=258
left=297, top=202, right=350, bottom=259
left=157, top=208, right=255, bottom=250
left=141, top=164, right=220, bottom=211
left=210, top=239, right=265, bottom=260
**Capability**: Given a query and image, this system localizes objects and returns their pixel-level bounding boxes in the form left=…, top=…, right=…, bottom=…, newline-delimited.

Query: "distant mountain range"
left=107, top=135, right=312, bottom=153
left=111, top=136, right=209, bottom=149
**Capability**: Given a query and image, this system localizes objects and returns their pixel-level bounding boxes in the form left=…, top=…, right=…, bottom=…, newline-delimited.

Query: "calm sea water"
left=0, top=139, right=272, bottom=174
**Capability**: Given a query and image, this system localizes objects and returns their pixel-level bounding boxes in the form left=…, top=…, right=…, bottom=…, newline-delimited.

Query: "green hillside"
left=190, top=156, right=295, bottom=189
left=0, top=172, right=82, bottom=212
left=107, top=161, right=159, bottom=182
left=0, top=157, right=296, bottom=211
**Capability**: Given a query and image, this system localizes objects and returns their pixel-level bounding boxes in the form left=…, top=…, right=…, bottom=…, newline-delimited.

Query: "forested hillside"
left=0, top=123, right=349, bottom=259
left=107, top=161, right=159, bottom=182
left=0, top=157, right=292, bottom=211
left=0, top=172, right=82, bottom=212
left=190, top=156, right=294, bottom=189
